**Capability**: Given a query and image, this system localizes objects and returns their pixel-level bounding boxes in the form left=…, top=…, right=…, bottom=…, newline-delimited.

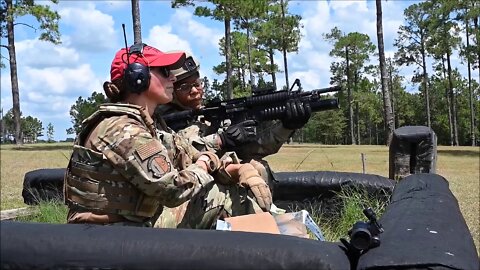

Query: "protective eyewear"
left=158, top=67, right=171, bottom=78
left=175, top=79, right=204, bottom=92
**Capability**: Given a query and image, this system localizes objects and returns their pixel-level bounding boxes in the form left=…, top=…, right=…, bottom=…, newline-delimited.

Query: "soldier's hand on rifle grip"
left=219, top=120, right=257, bottom=149
left=281, top=99, right=312, bottom=130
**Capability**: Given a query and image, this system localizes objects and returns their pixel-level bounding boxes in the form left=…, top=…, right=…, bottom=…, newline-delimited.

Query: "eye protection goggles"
left=175, top=78, right=204, bottom=92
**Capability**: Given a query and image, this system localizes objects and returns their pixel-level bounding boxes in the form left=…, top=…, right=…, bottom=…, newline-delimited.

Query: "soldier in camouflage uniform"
left=64, top=44, right=272, bottom=228
left=154, top=52, right=311, bottom=188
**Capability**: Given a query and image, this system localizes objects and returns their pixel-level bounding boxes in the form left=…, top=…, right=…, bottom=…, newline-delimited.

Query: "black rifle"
left=163, top=79, right=341, bottom=132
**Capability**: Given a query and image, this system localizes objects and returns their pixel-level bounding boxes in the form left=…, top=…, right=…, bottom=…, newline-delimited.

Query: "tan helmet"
left=169, top=51, right=200, bottom=81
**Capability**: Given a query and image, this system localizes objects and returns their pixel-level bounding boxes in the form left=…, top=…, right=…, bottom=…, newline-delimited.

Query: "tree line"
left=1, top=0, right=60, bottom=145
left=0, top=108, right=55, bottom=143
left=2, top=0, right=478, bottom=146
left=172, top=0, right=479, bottom=146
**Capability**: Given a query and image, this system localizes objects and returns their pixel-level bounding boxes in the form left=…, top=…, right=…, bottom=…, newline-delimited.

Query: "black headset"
left=123, top=43, right=150, bottom=94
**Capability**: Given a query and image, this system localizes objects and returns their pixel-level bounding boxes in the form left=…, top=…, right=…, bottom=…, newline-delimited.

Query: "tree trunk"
left=474, top=13, right=480, bottom=83
left=280, top=0, right=289, bottom=88
left=6, top=0, right=22, bottom=145
left=354, top=71, right=360, bottom=145
left=442, top=56, right=454, bottom=146
left=282, top=49, right=289, bottom=89
left=376, top=0, right=394, bottom=145
left=131, top=0, right=142, bottom=44
left=241, top=65, right=246, bottom=90
left=236, top=51, right=245, bottom=89
left=387, top=59, right=398, bottom=129
left=420, top=35, right=431, bottom=128
left=225, top=17, right=233, bottom=99
left=466, top=16, right=476, bottom=146
left=446, top=50, right=459, bottom=146
left=356, top=102, right=361, bottom=145
left=346, top=46, right=355, bottom=145
left=0, top=108, right=4, bottom=142
left=268, top=47, right=277, bottom=89
left=368, top=119, right=372, bottom=145
left=246, top=19, right=254, bottom=89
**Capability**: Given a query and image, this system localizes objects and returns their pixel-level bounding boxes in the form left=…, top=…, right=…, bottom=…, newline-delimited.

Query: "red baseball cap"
left=110, top=44, right=186, bottom=81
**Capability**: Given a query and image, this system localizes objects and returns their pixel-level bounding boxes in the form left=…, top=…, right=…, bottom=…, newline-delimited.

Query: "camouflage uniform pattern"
left=155, top=181, right=263, bottom=229
left=176, top=122, right=221, bottom=153
left=155, top=103, right=288, bottom=207
left=155, top=150, right=264, bottom=228
left=231, top=120, right=294, bottom=160
left=154, top=106, right=265, bottom=228
left=65, top=103, right=213, bottom=224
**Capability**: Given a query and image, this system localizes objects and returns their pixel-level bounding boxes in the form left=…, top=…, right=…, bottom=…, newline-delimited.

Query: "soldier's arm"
left=93, top=116, right=214, bottom=208
left=177, top=124, right=222, bottom=153
left=234, top=120, right=294, bottom=160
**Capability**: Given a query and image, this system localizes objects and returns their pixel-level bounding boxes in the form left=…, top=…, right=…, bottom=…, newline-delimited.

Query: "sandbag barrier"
left=357, top=173, right=478, bottom=270
left=21, top=168, right=395, bottom=207
left=271, top=171, right=394, bottom=217
left=4, top=173, right=477, bottom=269
left=21, top=125, right=437, bottom=205
left=0, top=221, right=351, bottom=270
left=389, top=125, right=437, bottom=181
left=22, top=168, right=65, bottom=205
left=272, top=171, right=394, bottom=201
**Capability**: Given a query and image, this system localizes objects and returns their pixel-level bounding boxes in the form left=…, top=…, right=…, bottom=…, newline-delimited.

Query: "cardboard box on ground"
left=216, top=206, right=325, bottom=240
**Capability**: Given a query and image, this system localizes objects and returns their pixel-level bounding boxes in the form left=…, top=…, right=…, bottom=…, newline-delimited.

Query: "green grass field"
left=1, top=142, right=478, bottom=250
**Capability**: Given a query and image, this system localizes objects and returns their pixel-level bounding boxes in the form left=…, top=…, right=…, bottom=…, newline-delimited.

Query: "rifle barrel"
left=311, top=85, right=342, bottom=94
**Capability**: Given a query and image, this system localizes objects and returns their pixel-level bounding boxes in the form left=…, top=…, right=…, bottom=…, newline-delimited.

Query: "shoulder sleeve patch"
left=148, top=154, right=172, bottom=178
left=135, top=140, right=162, bottom=161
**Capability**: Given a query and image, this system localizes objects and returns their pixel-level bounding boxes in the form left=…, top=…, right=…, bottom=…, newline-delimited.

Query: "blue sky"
left=1, top=0, right=469, bottom=141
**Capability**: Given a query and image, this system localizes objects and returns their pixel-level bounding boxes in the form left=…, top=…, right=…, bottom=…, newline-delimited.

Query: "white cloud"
left=271, top=0, right=416, bottom=91
left=330, top=0, right=369, bottom=13
left=22, top=64, right=99, bottom=96
left=1, top=63, right=101, bottom=139
left=1, top=76, right=13, bottom=111
left=301, top=51, right=333, bottom=74
left=301, top=1, right=332, bottom=43
left=170, top=9, right=223, bottom=53
left=58, top=4, right=117, bottom=52
left=144, top=25, right=192, bottom=53
left=15, top=39, right=80, bottom=69
left=289, top=69, right=331, bottom=91
left=22, top=94, right=74, bottom=117
left=385, top=50, right=396, bottom=59
left=98, top=1, right=130, bottom=10
left=13, top=64, right=103, bottom=138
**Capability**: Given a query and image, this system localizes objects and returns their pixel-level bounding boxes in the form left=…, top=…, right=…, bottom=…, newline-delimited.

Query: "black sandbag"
left=22, top=168, right=65, bottom=205
left=272, top=171, right=395, bottom=202
left=1, top=221, right=351, bottom=270
left=357, top=173, right=478, bottom=270
left=21, top=169, right=395, bottom=206
left=389, top=126, right=437, bottom=180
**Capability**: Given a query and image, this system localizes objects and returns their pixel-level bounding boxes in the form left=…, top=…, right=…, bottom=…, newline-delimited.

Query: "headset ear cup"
left=124, top=62, right=150, bottom=94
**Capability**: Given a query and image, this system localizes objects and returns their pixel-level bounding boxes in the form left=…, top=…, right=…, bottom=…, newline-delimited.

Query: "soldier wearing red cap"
left=64, top=44, right=271, bottom=228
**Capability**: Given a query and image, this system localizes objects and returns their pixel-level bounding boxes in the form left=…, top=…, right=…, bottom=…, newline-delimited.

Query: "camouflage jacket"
left=65, top=103, right=213, bottom=224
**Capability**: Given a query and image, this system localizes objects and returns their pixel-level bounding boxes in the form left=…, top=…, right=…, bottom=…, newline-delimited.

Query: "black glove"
left=281, top=99, right=312, bottom=130
left=219, top=120, right=257, bottom=149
